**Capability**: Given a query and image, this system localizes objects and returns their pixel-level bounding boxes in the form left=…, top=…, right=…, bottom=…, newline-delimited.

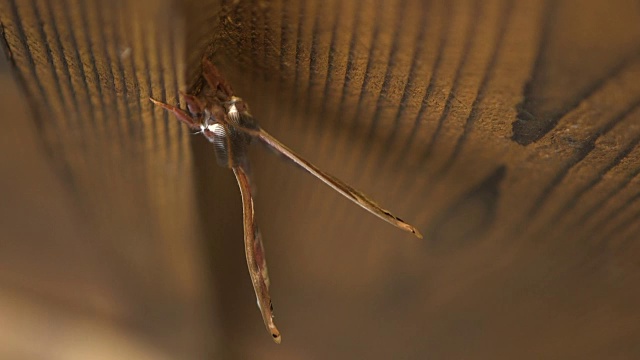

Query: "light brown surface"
left=1, top=0, right=640, bottom=359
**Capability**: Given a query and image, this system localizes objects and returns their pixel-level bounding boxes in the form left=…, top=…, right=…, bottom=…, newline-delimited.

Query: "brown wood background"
left=1, top=0, right=640, bottom=358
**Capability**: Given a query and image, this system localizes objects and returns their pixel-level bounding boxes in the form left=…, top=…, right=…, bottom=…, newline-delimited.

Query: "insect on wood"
left=150, top=59, right=422, bottom=343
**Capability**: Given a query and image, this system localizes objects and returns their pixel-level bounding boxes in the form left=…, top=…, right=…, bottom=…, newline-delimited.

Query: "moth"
left=151, top=59, right=422, bottom=344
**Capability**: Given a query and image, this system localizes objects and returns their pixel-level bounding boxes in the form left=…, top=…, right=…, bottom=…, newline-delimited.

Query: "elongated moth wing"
left=232, top=164, right=282, bottom=343
left=231, top=121, right=422, bottom=239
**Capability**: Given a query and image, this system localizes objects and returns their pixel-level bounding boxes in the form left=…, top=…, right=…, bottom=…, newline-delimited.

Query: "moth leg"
left=233, top=164, right=281, bottom=344
left=149, top=98, right=200, bottom=130
left=179, top=91, right=205, bottom=117
left=202, top=58, right=235, bottom=101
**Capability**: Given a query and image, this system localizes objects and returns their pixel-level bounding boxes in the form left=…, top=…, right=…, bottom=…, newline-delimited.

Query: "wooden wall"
left=1, top=0, right=639, bottom=358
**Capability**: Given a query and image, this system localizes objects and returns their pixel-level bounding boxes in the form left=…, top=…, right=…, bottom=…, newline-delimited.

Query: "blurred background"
left=1, top=0, right=640, bottom=358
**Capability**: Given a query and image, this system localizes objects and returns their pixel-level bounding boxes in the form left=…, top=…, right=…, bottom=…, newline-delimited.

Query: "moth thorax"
left=226, top=96, right=252, bottom=126
left=227, top=103, right=241, bottom=126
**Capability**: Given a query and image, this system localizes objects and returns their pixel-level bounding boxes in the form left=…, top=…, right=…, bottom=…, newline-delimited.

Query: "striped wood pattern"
left=1, top=0, right=640, bottom=358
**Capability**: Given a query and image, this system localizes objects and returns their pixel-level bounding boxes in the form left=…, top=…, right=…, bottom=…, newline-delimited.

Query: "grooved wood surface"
left=1, top=0, right=640, bottom=358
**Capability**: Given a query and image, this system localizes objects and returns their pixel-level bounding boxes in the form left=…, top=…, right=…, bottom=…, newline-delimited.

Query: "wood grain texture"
left=2, top=0, right=640, bottom=358
left=0, top=0, right=217, bottom=358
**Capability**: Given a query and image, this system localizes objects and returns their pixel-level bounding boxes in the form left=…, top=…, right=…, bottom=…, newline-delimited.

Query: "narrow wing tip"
left=271, top=329, right=282, bottom=344
left=398, top=222, right=423, bottom=239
